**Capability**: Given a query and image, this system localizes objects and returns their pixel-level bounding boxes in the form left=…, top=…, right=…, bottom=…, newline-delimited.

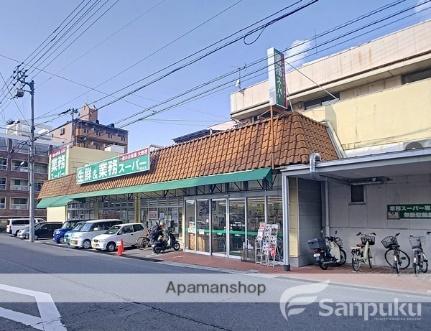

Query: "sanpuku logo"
left=279, top=281, right=422, bottom=322
left=279, top=281, right=329, bottom=320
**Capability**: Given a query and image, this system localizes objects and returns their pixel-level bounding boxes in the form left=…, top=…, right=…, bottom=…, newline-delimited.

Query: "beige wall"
left=67, top=146, right=119, bottom=174
left=47, top=206, right=66, bottom=222
left=301, top=78, right=431, bottom=150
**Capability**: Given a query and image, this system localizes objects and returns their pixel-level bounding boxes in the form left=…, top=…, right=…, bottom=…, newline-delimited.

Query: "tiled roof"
left=39, top=112, right=338, bottom=198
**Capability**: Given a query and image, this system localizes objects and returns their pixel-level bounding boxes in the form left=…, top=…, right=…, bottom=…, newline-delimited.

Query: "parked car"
left=92, top=223, right=146, bottom=252
left=17, top=222, right=63, bottom=240
left=64, top=221, right=87, bottom=245
left=52, top=220, right=83, bottom=244
left=6, top=218, right=45, bottom=236
left=69, top=219, right=122, bottom=249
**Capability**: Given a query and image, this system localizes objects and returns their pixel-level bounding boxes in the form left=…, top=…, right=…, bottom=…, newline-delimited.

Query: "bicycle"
left=381, top=233, right=410, bottom=274
left=410, top=232, right=431, bottom=275
left=351, top=232, right=376, bottom=272
left=136, top=235, right=150, bottom=249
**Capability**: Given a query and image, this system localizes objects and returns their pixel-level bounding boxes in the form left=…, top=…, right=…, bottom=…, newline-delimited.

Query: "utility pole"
left=13, top=65, right=36, bottom=242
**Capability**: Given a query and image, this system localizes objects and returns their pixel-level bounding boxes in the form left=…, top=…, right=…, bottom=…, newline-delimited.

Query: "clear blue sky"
left=0, top=0, right=429, bottom=150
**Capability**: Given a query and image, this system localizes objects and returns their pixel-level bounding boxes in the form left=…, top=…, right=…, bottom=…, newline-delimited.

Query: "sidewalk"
left=41, top=240, right=431, bottom=296
left=121, top=249, right=431, bottom=296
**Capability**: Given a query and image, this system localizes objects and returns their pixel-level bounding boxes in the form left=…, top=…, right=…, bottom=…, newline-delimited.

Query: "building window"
left=10, top=197, right=28, bottom=210
left=0, top=178, right=6, bottom=190
left=83, top=128, right=88, bottom=134
left=108, top=133, right=113, bottom=139
left=35, top=143, right=50, bottom=156
left=35, top=182, right=43, bottom=192
left=0, top=137, right=7, bottom=151
left=11, top=179, right=28, bottom=191
left=304, top=93, right=340, bottom=110
left=119, top=135, right=126, bottom=141
left=402, top=68, right=431, bottom=84
left=60, top=127, right=66, bottom=135
left=34, top=163, right=48, bottom=174
left=350, top=185, right=365, bottom=204
left=0, top=197, right=5, bottom=209
left=0, top=158, right=7, bottom=170
left=12, top=160, right=28, bottom=172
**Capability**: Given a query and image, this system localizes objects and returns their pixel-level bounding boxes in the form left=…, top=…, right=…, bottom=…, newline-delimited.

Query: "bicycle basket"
left=335, top=237, right=343, bottom=247
left=360, top=235, right=375, bottom=246
left=381, top=235, right=398, bottom=249
left=307, top=238, right=326, bottom=250
left=409, top=236, right=422, bottom=250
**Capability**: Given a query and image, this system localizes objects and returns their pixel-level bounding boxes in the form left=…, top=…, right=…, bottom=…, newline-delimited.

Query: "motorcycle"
left=152, top=230, right=181, bottom=254
left=307, top=231, right=346, bottom=270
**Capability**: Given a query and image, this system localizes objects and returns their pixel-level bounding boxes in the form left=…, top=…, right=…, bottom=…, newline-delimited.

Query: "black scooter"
left=307, top=231, right=346, bottom=270
left=152, top=231, right=180, bottom=254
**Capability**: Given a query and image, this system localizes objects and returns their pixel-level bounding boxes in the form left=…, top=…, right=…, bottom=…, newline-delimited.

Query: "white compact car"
left=6, top=218, right=45, bottom=236
left=69, top=219, right=122, bottom=249
left=92, top=223, right=146, bottom=252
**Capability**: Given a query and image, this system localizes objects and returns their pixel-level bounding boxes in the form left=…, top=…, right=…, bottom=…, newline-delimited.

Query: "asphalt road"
left=0, top=233, right=430, bottom=331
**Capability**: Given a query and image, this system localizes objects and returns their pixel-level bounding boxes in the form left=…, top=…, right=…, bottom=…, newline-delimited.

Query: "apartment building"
left=0, top=132, right=54, bottom=219
left=52, top=105, right=128, bottom=152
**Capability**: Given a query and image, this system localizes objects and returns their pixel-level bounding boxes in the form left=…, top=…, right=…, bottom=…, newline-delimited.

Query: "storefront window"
left=211, top=199, right=226, bottom=254
left=267, top=196, right=283, bottom=261
left=229, top=199, right=245, bottom=256
left=185, top=200, right=196, bottom=250
left=247, top=198, right=265, bottom=248
left=196, top=200, right=210, bottom=253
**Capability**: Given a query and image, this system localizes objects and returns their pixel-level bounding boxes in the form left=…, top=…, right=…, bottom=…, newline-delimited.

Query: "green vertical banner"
left=49, top=146, right=68, bottom=180
left=267, top=47, right=287, bottom=108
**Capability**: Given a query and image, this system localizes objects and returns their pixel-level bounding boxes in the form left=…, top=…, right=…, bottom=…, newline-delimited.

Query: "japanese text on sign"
left=387, top=204, right=431, bottom=219
left=49, top=147, right=67, bottom=180
left=76, top=148, right=150, bottom=184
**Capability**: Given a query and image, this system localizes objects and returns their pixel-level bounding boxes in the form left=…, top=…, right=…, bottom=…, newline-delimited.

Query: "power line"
left=35, top=0, right=246, bottom=120
left=94, top=0, right=318, bottom=109
left=0, top=0, right=120, bottom=116
left=30, top=0, right=120, bottom=77
left=114, top=0, right=429, bottom=126
left=0, top=0, right=94, bottom=103
left=24, top=0, right=430, bottom=141
left=116, top=3, right=431, bottom=128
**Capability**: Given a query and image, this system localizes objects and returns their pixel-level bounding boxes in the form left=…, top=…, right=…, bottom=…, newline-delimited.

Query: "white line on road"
left=0, top=284, right=66, bottom=331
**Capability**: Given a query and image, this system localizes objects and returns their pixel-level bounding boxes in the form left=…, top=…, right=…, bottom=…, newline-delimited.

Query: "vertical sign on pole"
left=49, top=146, right=68, bottom=180
left=267, top=47, right=287, bottom=108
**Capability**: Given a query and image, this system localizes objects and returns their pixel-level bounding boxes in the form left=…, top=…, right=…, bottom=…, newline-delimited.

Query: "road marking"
left=0, top=284, right=66, bottom=330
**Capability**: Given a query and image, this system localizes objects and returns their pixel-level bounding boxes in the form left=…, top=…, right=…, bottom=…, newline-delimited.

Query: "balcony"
left=11, top=185, right=29, bottom=191
left=10, top=204, right=28, bottom=210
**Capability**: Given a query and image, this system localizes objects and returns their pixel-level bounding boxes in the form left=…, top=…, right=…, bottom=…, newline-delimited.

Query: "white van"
left=92, top=223, right=146, bottom=252
left=69, top=219, right=122, bottom=249
left=6, top=218, right=45, bottom=236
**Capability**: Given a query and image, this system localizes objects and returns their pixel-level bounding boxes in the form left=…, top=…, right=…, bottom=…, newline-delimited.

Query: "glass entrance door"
left=196, top=200, right=210, bottom=253
left=211, top=199, right=227, bottom=255
left=228, top=199, right=246, bottom=257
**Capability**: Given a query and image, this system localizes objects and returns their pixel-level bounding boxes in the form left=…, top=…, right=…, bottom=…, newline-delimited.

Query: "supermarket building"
left=38, top=113, right=338, bottom=268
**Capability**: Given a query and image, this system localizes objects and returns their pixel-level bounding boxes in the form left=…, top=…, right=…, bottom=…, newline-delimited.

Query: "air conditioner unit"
left=403, top=139, right=431, bottom=150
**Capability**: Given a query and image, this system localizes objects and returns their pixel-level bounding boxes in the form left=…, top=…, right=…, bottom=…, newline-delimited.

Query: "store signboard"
left=49, top=146, right=68, bottom=180
left=77, top=148, right=150, bottom=184
left=267, top=47, right=287, bottom=108
left=387, top=204, right=431, bottom=219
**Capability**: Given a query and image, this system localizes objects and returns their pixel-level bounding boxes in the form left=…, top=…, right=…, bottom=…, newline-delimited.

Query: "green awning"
left=43, top=168, right=272, bottom=202
left=37, top=196, right=75, bottom=208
